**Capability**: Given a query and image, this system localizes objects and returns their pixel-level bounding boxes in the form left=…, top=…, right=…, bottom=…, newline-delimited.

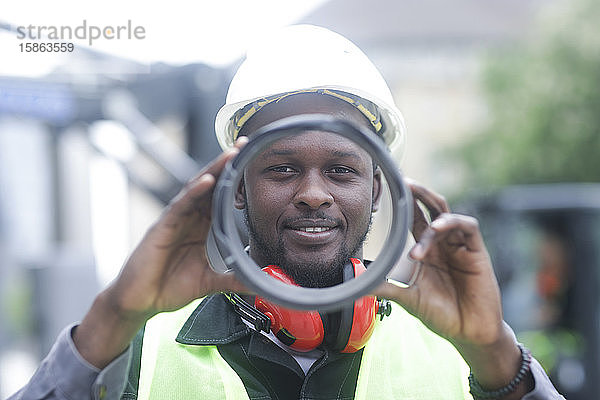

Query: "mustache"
left=281, top=211, right=343, bottom=226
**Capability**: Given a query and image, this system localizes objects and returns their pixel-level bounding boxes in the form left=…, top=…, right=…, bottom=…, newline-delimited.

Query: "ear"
left=234, top=176, right=246, bottom=210
left=371, top=167, right=383, bottom=212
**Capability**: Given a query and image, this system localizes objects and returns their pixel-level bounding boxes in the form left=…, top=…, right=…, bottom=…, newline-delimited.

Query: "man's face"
left=234, top=95, right=382, bottom=287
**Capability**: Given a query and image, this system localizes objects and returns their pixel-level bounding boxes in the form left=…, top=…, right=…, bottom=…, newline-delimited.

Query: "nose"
left=293, top=170, right=334, bottom=210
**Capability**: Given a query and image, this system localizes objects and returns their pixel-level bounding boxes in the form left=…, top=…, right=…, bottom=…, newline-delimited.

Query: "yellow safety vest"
left=138, top=299, right=473, bottom=399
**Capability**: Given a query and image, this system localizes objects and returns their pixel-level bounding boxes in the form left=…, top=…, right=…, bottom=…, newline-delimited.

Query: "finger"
left=409, top=226, right=436, bottom=260
left=406, top=178, right=450, bottom=221
left=430, top=214, right=484, bottom=252
left=411, top=198, right=430, bottom=241
left=189, top=146, right=240, bottom=186
left=372, top=281, right=401, bottom=299
left=167, top=173, right=217, bottom=220
left=210, top=271, right=252, bottom=294
left=168, top=144, right=242, bottom=216
left=372, top=280, right=422, bottom=317
left=410, top=213, right=485, bottom=259
left=233, top=136, right=249, bottom=150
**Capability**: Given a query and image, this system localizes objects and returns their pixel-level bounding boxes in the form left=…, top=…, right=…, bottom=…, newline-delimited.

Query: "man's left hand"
left=375, top=180, right=533, bottom=397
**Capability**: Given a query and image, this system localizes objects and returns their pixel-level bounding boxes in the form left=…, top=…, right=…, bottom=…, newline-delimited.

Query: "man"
left=10, top=25, right=563, bottom=399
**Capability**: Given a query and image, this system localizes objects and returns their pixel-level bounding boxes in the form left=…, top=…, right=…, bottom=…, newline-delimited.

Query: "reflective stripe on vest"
left=139, top=299, right=472, bottom=399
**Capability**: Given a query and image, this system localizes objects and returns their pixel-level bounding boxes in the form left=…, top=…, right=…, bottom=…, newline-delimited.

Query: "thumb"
left=211, top=271, right=252, bottom=295
left=372, top=280, right=422, bottom=315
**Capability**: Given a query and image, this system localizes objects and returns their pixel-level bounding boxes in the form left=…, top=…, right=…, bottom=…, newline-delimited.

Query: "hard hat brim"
left=215, top=85, right=406, bottom=159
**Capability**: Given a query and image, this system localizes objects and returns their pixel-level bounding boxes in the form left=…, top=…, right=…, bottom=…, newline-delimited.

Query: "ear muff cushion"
left=342, top=293, right=377, bottom=353
left=256, top=266, right=325, bottom=352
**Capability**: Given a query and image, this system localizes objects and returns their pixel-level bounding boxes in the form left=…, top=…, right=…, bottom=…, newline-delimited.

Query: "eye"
left=327, top=166, right=354, bottom=174
left=268, top=165, right=297, bottom=173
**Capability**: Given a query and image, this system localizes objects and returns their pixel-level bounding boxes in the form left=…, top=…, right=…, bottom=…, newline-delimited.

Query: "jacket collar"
left=175, top=294, right=306, bottom=377
left=176, top=294, right=251, bottom=345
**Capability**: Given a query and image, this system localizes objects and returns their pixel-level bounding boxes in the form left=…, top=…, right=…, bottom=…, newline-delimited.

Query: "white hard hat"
left=215, top=24, right=407, bottom=158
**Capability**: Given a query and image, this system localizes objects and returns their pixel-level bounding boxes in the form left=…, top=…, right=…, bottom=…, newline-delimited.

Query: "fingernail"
left=235, top=136, right=249, bottom=145
left=199, top=174, right=215, bottom=183
left=406, top=251, right=417, bottom=262
left=410, top=243, right=423, bottom=259
left=431, top=218, right=447, bottom=229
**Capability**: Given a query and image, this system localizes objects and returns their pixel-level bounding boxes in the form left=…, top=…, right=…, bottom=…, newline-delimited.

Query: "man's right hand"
left=73, top=138, right=248, bottom=369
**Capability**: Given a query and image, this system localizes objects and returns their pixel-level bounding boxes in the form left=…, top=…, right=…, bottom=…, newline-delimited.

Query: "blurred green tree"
left=456, top=0, right=600, bottom=187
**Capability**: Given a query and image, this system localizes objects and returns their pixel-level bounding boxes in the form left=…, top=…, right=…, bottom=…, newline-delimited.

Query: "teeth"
left=299, top=227, right=330, bottom=233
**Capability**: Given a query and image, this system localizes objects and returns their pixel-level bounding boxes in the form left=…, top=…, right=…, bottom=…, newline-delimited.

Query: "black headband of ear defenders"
left=208, top=114, right=412, bottom=311
left=231, top=89, right=384, bottom=141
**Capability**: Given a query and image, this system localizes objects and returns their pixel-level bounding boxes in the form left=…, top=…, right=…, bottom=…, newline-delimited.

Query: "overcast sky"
left=0, top=0, right=328, bottom=76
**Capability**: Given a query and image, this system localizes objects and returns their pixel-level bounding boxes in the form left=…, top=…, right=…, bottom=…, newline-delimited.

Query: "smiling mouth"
left=284, top=219, right=340, bottom=245
left=286, top=218, right=339, bottom=233
left=294, top=226, right=332, bottom=233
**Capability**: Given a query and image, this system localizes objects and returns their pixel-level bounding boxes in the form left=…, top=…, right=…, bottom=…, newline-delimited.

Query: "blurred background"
left=1, top=0, right=599, bottom=398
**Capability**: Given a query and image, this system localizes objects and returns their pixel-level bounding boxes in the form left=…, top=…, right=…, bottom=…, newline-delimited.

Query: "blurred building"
left=301, top=0, right=558, bottom=195
left=0, top=64, right=232, bottom=396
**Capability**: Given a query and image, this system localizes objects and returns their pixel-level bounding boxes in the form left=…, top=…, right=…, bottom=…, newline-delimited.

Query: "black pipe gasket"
left=209, top=114, right=412, bottom=311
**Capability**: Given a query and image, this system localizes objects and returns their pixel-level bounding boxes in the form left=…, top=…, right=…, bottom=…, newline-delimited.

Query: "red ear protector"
left=252, top=258, right=392, bottom=353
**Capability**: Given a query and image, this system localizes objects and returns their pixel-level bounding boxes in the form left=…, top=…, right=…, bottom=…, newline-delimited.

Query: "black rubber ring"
left=210, top=114, right=412, bottom=311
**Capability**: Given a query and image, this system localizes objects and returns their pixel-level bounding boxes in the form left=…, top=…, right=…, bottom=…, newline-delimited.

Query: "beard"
left=244, top=208, right=372, bottom=288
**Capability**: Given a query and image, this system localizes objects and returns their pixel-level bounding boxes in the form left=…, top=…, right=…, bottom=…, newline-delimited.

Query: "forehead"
left=255, top=130, right=371, bottom=164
